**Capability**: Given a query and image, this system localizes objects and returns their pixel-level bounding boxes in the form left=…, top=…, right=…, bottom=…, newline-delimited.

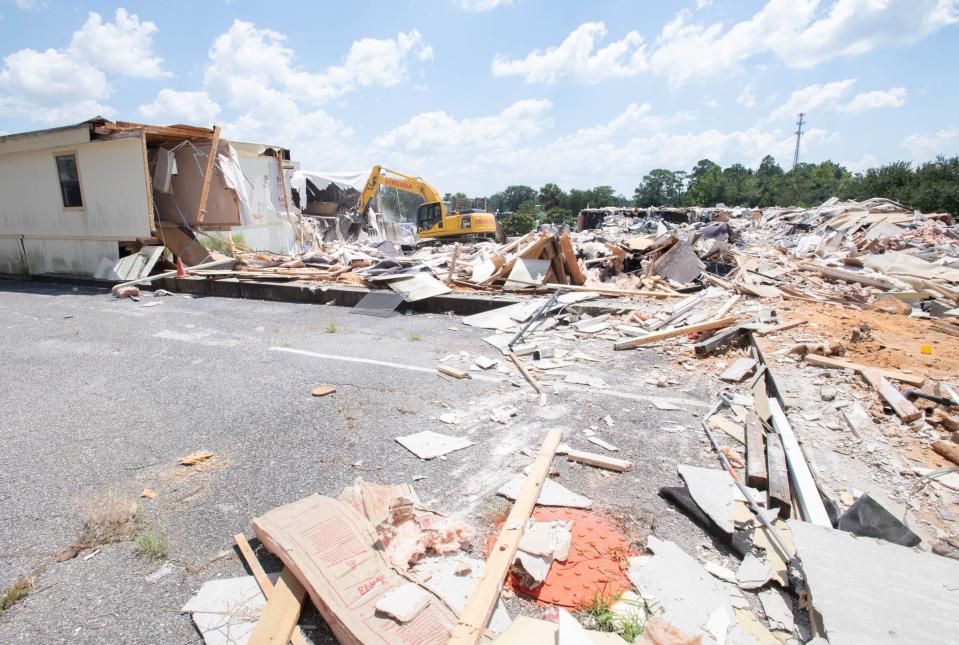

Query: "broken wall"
left=152, top=141, right=242, bottom=229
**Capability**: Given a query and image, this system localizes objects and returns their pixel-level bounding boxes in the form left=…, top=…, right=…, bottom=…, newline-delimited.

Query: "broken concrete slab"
left=498, top=474, right=592, bottom=509
left=677, top=464, right=740, bottom=534
left=414, top=555, right=511, bottom=634
left=757, top=588, right=794, bottom=633
left=395, top=430, right=474, bottom=460
left=464, top=299, right=546, bottom=330
left=789, top=519, right=959, bottom=645
left=628, top=536, right=737, bottom=645
left=735, top=553, right=772, bottom=590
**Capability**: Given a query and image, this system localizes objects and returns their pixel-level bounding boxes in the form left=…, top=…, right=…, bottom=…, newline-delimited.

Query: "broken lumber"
left=247, top=568, right=306, bottom=645
left=798, top=261, right=896, bottom=290
left=754, top=318, right=806, bottom=337
left=932, top=441, right=959, bottom=467
left=692, top=322, right=749, bottom=356
left=765, top=432, right=790, bottom=516
left=713, top=294, right=741, bottom=319
left=449, top=429, right=563, bottom=645
left=566, top=449, right=631, bottom=472
left=438, top=366, right=470, bottom=379
left=804, top=354, right=925, bottom=386
left=558, top=232, right=586, bottom=286
left=745, top=417, right=767, bottom=489
left=235, top=534, right=308, bottom=645
left=861, top=369, right=921, bottom=422
left=110, top=257, right=235, bottom=295
left=508, top=351, right=541, bottom=393
left=311, top=385, right=335, bottom=397
left=613, top=316, right=739, bottom=351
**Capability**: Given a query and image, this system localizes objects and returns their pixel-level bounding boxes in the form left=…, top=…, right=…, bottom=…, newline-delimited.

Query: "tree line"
left=481, top=154, right=958, bottom=235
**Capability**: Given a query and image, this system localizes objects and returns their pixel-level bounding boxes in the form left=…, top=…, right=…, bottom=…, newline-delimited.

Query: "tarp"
left=291, top=170, right=367, bottom=209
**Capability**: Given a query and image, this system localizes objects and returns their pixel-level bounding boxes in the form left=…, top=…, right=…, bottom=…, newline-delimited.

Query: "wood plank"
left=861, top=369, right=921, bottom=422
left=768, top=399, right=831, bottom=527
left=754, top=319, right=806, bottom=336
left=508, top=351, right=541, bottom=393
left=692, top=323, right=749, bottom=356
left=932, top=441, right=959, bottom=467
left=713, top=294, right=741, bottom=319
left=558, top=232, right=586, bottom=286
left=449, top=429, right=563, bottom=645
left=745, top=416, right=768, bottom=488
left=613, top=316, right=739, bottom=351
left=798, top=261, right=896, bottom=290
left=804, top=354, right=925, bottom=386
left=566, top=449, right=631, bottom=472
left=720, top=357, right=757, bottom=382
left=235, top=534, right=309, bottom=645
left=751, top=370, right=772, bottom=422
left=195, top=125, right=221, bottom=225
left=765, top=432, right=790, bottom=516
left=438, top=365, right=470, bottom=379
left=248, top=567, right=306, bottom=645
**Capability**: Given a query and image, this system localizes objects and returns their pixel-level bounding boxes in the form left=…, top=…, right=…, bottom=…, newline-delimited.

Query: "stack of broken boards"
left=479, top=230, right=586, bottom=289
left=247, top=493, right=467, bottom=644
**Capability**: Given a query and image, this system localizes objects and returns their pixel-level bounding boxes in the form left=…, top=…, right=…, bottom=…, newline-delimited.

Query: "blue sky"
left=1, top=0, right=957, bottom=195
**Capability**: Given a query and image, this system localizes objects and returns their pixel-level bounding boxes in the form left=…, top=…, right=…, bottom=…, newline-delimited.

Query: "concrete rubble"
left=29, top=187, right=959, bottom=643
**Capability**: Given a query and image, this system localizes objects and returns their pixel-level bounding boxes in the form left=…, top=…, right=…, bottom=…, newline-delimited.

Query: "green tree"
left=542, top=207, right=575, bottom=228
left=490, top=185, right=537, bottom=213
left=538, top=182, right=567, bottom=211
left=721, top=163, right=752, bottom=206
left=589, top=185, right=618, bottom=207
left=502, top=200, right=539, bottom=235
left=685, top=159, right=724, bottom=205
left=634, top=169, right=678, bottom=207
left=749, top=155, right=785, bottom=206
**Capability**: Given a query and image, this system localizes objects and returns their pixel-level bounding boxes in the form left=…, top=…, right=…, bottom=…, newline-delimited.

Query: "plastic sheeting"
left=217, top=145, right=254, bottom=226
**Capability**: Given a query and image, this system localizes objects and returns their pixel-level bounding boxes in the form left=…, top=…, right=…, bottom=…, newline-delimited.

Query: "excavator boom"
left=357, top=165, right=499, bottom=242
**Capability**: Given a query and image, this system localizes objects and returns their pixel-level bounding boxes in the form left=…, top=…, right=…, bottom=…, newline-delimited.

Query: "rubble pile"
left=169, top=196, right=959, bottom=644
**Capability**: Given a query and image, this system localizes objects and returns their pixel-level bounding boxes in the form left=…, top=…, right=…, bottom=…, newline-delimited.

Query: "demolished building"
left=0, top=117, right=301, bottom=277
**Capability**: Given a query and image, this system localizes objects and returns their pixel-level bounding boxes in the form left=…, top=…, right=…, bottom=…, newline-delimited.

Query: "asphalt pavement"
left=0, top=280, right=727, bottom=643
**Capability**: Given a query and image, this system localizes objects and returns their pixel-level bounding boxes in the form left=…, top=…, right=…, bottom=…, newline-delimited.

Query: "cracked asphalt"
left=0, top=280, right=730, bottom=643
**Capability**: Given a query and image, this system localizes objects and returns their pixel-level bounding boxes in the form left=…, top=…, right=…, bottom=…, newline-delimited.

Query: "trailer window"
left=55, top=154, right=83, bottom=208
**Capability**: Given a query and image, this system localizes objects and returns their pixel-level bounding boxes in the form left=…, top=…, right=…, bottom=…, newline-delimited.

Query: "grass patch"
left=199, top=233, right=247, bottom=255
left=325, top=320, right=338, bottom=333
left=408, top=331, right=421, bottom=341
left=578, top=591, right=648, bottom=643
left=0, top=577, right=33, bottom=615
left=134, top=530, right=168, bottom=561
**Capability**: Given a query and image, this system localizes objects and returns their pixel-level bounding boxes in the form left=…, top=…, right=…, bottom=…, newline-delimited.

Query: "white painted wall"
left=0, top=135, right=151, bottom=275
left=230, top=149, right=297, bottom=254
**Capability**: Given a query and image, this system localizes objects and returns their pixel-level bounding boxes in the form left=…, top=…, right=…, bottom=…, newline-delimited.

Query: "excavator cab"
left=416, top=201, right=447, bottom=231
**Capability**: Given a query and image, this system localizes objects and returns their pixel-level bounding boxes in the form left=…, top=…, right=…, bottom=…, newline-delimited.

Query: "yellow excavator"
left=357, top=165, right=502, bottom=242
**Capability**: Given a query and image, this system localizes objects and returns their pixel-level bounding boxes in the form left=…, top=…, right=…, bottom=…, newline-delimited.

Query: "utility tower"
left=792, top=112, right=805, bottom=168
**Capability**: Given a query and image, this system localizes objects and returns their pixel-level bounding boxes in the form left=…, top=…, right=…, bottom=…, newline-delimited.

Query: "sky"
left=0, top=0, right=957, bottom=195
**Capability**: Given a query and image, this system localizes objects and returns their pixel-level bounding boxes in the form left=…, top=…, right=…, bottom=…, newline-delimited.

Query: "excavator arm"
left=356, top=165, right=444, bottom=219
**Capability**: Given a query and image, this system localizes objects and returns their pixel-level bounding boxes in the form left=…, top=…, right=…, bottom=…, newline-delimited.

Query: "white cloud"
left=499, top=2, right=958, bottom=87
left=138, top=89, right=221, bottom=124
left=901, top=127, right=959, bottom=158
left=703, top=96, right=719, bottom=108
left=457, top=0, right=513, bottom=11
left=491, top=22, right=647, bottom=84
left=765, top=78, right=856, bottom=123
left=737, top=82, right=757, bottom=108
left=369, top=100, right=839, bottom=194
left=0, top=47, right=113, bottom=123
left=696, top=0, right=713, bottom=9
left=834, top=87, right=907, bottom=113
left=840, top=152, right=878, bottom=172
left=204, top=20, right=431, bottom=107
left=12, top=0, right=47, bottom=9
left=68, top=8, right=168, bottom=78
left=373, top=99, right=553, bottom=153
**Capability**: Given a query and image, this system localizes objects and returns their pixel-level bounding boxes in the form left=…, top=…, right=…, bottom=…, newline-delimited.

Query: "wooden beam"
left=613, top=316, right=739, bottom=351
left=765, top=432, right=790, bottom=516
left=195, top=125, right=221, bottom=225
left=768, top=399, right=831, bottom=527
left=692, top=323, right=749, bottom=356
left=248, top=567, right=306, bottom=645
left=234, top=534, right=308, bottom=645
left=804, top=354, right=925, bottom=386
left=449, top=428, right=563, bottom=645
left=713, top=294, right=741, bottom=319
left=558, top=232, right=586, bottom=285
left=566, top=449, right=631, bottom=472
left=798, top=261, right=896, bottom=290
left=139, top=131, right=156, bottom=235
left=745, top=417, right=767, bottom=489
left=861, top=369, right=922, bottom=422
left=754, top=319, right=806, bottom=337
left=508, top=351, right=541, bottom=393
